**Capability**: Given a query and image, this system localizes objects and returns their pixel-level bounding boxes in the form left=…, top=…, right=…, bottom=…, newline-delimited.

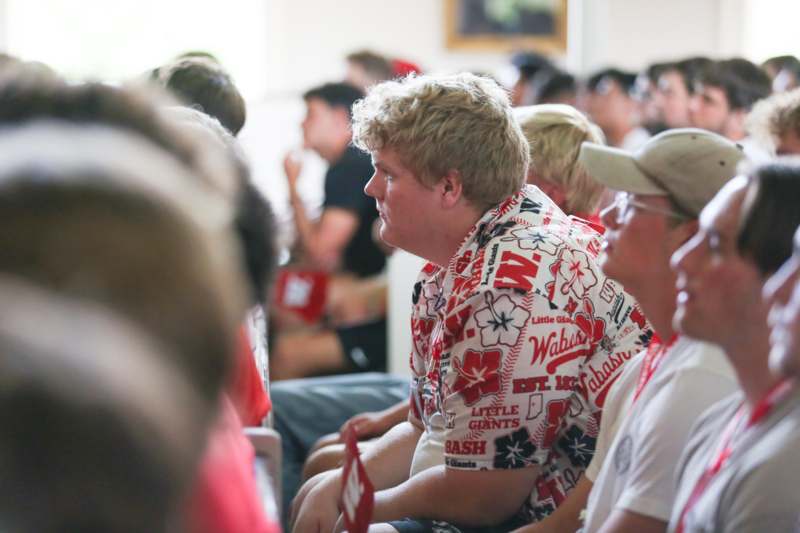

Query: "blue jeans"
left=271, top=372, right=410, bottom=526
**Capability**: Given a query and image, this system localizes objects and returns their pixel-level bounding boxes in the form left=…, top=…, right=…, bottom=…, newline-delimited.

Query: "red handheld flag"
left=272, top=269, right=328, bottom=323
left=340, top=426, right=374, bottom=533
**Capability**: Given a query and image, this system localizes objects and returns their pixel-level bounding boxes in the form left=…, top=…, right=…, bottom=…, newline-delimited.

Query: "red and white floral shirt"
left=408, top=185, right=652, bottom=521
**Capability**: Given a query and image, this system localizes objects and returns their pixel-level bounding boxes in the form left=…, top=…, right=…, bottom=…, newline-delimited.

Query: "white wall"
left=261, top=0, right=743, bottom=97
left=576, top=0, right=735, bottom=73
left=265, top=0, right=509, bottom=95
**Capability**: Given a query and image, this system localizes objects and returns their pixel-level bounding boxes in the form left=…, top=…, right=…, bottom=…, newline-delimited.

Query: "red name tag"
left=341, top=427, right=374, bottom=533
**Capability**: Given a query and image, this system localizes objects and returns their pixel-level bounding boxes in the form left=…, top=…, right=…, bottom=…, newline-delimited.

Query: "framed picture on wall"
left=445, top=0, right=568, bottom=53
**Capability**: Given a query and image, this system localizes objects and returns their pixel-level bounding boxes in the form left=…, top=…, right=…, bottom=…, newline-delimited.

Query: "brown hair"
left=0, top=278, right=205, bottom=533
left=0, top=129, right=244, bottom=405
left=156, top=56, right=247, bottom=135
left=738, top=158, right=800, bottom=275
left=515, top=104, right=606, bottom=214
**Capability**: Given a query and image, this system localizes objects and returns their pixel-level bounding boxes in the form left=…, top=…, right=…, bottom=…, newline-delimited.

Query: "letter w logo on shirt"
left=495, top=251, right=541, bottom=291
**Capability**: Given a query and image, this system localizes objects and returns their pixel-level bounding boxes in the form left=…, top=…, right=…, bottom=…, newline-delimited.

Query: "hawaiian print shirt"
left=408, top=185, right=652, bottom=522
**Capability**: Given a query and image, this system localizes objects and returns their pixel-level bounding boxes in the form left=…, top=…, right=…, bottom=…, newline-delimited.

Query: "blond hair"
left=514, top=104, right=606, bottom=214
left=352, top=72, right=529, bottom=211
left=746, top=87, right=800, bottom=153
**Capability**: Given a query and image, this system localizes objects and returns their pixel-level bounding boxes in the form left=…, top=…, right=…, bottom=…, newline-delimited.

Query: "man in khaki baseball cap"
left=580, top=128, right=744, bottom=217
left=569, top=129, right=744, bottom=533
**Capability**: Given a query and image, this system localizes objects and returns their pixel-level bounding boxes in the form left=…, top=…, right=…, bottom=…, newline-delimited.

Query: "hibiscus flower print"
left=493, top=427, right=537, bottom=468
left=557, top=425, right=596, bottom=468
left=474, top=292, right=530, bottom=347
left=501, top=227, right=564, bottom=257
left=573, top=298, right=606, bottom=349
left=551, top=249, right=598, bottom=300
left=451, top=349, right=501, bottom=405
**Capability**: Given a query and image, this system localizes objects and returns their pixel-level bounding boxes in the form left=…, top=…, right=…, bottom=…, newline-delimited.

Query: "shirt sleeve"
left=438, top=286, right=585, bottom=471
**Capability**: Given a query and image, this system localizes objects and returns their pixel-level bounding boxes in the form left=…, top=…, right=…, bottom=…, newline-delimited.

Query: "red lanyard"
left=632, top=334, right=678, bottom=404
left=675, top=378, right=794, bottom=533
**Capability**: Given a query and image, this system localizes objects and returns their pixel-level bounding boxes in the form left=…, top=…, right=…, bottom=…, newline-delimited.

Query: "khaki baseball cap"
left=579, top=128, right=745, bottom=217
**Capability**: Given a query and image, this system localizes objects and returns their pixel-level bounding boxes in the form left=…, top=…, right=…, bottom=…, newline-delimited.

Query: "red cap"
left=392, top=58, right=423, bottom=78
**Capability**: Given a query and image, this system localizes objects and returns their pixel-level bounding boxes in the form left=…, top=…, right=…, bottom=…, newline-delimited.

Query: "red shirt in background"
left=230, top=326, right=270, bottom=426
left=186, top=395, right=279, bottom=533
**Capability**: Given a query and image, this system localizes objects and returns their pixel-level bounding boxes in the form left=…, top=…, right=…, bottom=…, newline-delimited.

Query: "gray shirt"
left=668, top=387, right=800, bottom=533
left=583, top=338, right=736, bottom=531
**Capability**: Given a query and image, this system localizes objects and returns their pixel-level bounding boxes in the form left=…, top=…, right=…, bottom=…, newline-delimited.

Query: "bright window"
left=5, top=1, right=269, bottom=99
left=743, top=0, right=800, bottom=62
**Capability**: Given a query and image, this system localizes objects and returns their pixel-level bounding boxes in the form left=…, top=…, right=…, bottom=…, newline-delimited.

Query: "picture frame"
left=445, top=0, right=568, bottom=53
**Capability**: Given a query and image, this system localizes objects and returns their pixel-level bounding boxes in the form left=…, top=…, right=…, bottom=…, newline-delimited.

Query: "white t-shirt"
left=584, top=350, right=644, bottom=482
left=668, top=387, right=800, bottom=533
left=582, top=337, right=737, bottom=531
left=410, top=410, right=445, bottom=476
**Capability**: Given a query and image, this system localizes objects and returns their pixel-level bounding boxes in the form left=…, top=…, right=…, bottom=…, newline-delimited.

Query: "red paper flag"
left=272, top=269, right=328, bottom=323
left=340, top=426, right=374, bottom=533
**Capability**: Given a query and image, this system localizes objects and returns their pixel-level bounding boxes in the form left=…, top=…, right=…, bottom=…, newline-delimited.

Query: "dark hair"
left=303, top=82, right=364, bottom=118
left=643, top=61, right=672, bottom=83
left=674, top=56, right=713, bottom=95
left=0, top=279, right=205, bottom=533
left=738, top=159, right=800, bottom=274
left=0, top=71, right=240, bottom=201
left=763, top=55, right=800, bottom=78
left=658, top=57, right=713, bottom=95
left=176, top=50, right=221, bottom=63
left=511, top=51, right=554, bottom=82
left=586, top=68, right=637, bottom=95
left=696, top=58, right=771, bottom=111
left=157, top=57, right=246, bottom=135
left=346, top=50, right=394, bottom=83
left=535, top=71, right=576, bottom=103
left=0, top=171, right=240, bottom=405
left=0, top=72, right=200, bottom=170
left=235, top=178, right=278, bottom=306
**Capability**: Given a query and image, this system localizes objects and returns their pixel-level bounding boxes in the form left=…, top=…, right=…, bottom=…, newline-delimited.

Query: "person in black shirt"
left=272, top=82, right=387, bottom=380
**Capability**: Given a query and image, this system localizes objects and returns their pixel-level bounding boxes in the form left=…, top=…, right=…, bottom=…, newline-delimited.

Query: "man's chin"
left=378, top=227, right=396, bottom=247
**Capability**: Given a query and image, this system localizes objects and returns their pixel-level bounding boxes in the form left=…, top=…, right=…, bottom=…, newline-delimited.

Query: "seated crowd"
left=2, top=43, right=800, bottom=533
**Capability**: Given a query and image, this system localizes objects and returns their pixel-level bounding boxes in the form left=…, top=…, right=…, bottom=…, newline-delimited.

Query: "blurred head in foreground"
left=0, top=277, right=205, bottom=533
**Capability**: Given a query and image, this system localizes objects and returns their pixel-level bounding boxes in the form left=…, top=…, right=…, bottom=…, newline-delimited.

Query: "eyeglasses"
left=606, top=193, right=691, bottom=224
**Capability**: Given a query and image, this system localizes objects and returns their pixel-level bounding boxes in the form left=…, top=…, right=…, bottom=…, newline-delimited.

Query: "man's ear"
left=439, top=170, right=464, bottom=209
